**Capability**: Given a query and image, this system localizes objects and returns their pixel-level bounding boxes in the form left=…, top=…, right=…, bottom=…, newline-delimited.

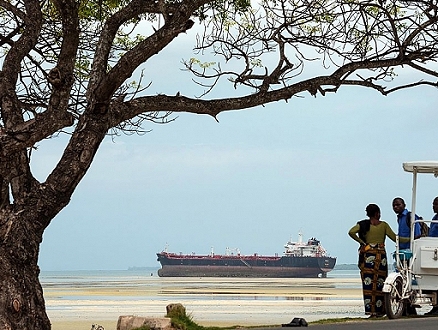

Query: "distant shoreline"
left=40, top=263, right=359, bottom=274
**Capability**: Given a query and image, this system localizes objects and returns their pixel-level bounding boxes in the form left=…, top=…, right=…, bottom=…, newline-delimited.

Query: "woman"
left=348, top=203, right=405, bottom=318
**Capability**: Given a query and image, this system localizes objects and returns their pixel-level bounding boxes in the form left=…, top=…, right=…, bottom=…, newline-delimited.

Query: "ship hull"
left=156, top=253, right=336, bottom=278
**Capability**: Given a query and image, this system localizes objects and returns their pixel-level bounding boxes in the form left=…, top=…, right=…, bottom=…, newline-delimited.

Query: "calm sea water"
left=40, top=267, right=360, bottom=286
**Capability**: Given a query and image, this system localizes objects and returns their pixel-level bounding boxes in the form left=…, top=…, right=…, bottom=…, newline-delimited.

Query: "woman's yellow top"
left=349, top=221, right=405, bottom=245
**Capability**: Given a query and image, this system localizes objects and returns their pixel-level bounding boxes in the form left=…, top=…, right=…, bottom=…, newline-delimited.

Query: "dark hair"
left=366, top=204, right=380, bottom=218
left=393, top=197, right=405, bottom=205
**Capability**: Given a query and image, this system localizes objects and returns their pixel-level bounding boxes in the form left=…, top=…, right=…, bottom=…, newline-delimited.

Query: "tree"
left=0, top=0, right=437, bottom=328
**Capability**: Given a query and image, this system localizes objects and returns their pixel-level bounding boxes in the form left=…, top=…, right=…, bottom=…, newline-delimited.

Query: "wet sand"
left=44, top=276, right=365, bottom=330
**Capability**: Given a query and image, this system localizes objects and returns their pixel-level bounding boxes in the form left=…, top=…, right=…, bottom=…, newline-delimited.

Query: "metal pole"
left=410, top=167, right=417, bottom=251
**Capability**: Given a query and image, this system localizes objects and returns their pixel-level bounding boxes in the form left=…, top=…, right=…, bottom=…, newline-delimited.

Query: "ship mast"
left=298, top=231, right=303, bottom=244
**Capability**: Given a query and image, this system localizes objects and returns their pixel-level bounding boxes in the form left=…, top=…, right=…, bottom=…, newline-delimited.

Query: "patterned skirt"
left=358, top=245, right=388, bottom=316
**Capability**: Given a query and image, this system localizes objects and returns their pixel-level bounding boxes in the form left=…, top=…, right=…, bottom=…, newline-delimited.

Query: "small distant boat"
left=156, top=232, right=336, bottom=278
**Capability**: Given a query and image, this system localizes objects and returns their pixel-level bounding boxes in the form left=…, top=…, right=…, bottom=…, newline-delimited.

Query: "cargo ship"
left=156, top=233, right=336, bottom=278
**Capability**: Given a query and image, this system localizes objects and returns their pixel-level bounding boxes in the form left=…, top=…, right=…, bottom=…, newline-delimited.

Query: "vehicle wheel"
left=384, top=276, right=405, bottom=319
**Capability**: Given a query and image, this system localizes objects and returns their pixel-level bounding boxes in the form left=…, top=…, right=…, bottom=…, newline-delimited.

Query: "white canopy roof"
left=403, top=161, right=438, bottom=174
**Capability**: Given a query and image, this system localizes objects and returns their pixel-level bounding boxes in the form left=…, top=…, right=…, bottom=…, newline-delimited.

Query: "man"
left=392, top=197, right=421, bottom=250
left=429, top=197, right=438, bottom=237
left=425, top=197, right=438, bottom=316
left=392, top=197, right=422, bottom=316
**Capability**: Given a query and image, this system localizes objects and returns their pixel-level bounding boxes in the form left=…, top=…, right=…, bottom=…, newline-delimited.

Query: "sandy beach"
left=42, top=273, right=365, bottom=330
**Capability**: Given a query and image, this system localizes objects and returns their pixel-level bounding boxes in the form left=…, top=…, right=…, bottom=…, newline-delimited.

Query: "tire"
left=384, top=276, right=405, bottom=319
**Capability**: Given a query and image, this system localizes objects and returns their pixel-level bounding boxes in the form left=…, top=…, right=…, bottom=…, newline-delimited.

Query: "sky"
left=32, top=19, right=438, bottom=271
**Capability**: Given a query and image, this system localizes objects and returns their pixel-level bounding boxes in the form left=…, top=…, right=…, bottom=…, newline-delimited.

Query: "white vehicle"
left=382, top=161, right=438, bottom=318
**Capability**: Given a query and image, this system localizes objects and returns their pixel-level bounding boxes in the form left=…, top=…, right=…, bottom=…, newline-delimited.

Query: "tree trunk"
left=0, top=105, right=109, bottom=329
left=0, top=209, right=51, bottom=330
